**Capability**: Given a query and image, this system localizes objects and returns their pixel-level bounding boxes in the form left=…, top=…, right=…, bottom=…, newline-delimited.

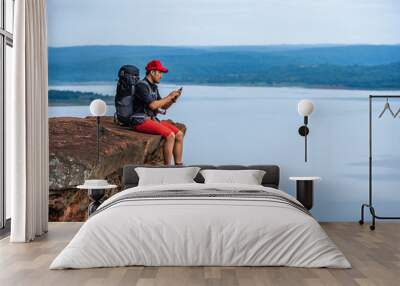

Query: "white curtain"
left=7, top=0, right=49, bottom=242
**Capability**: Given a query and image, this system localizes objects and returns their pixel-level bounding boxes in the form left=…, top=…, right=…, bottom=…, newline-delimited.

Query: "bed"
left=50, top=165, right=351, bottom=269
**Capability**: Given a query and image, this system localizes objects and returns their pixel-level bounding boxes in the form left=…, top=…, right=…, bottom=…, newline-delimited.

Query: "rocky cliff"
left=48, top=116, right=186, bottom=221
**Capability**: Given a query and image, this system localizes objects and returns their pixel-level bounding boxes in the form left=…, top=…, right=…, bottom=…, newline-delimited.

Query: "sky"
left=46, top=0, right=400, bottom=47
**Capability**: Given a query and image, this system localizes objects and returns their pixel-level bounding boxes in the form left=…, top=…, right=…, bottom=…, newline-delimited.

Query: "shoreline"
left=48, top=82, right=400, bottom=92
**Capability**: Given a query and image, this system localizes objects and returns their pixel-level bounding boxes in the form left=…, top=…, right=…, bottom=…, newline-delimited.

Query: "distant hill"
left=48, top=45, right=400, bottom=89
left=48, top=90, right=114, bottom=106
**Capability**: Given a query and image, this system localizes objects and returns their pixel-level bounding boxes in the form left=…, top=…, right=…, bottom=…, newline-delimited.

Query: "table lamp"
left=89, top=99, right=107, bottom=165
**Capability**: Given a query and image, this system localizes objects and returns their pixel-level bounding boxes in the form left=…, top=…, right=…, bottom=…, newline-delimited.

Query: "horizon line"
left=47, top=43, right=400, bottom=49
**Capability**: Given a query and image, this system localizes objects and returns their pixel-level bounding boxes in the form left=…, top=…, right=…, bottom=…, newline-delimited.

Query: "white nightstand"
left=289, top=177, right=321, bottom=210
left=77, top=183, right=117, bottom=216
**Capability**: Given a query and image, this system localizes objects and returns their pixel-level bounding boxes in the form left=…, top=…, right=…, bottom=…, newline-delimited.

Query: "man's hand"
left=150, top=89, right=182, bottom=111
left=168, top=90, right=181, bottom=102
left=148, top=89, right=182, bottom=111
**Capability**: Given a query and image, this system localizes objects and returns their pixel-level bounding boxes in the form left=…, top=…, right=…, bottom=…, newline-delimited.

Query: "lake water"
left=48, top=83, right=400, bottom=221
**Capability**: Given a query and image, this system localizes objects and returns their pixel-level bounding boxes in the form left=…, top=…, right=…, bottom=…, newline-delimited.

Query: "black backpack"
left=114, top=65, right=140, bottom=126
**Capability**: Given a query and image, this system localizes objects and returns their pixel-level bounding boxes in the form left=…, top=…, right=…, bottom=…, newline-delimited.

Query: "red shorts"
left=133, top=119, right=180, bottom=138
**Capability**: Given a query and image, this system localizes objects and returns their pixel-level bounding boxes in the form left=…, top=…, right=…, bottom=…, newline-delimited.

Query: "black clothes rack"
left=359, top=95, right=400, bottom=230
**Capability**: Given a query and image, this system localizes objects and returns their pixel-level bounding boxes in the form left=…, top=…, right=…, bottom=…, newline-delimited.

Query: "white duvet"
left=50, top=183, right=351, bottom=269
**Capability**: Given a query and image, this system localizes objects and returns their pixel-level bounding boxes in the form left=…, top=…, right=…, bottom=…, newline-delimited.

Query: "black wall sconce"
left=297, top=99, right=315, bottom=162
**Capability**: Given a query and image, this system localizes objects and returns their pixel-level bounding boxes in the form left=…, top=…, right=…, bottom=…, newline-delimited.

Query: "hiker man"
left=132, top=60, right=184, bottom=166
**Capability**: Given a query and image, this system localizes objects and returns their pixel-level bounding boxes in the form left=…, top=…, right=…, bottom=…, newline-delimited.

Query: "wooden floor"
left=0, top=222, right=399, bottom=286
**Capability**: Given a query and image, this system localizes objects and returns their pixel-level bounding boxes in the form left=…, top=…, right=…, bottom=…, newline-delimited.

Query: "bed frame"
left=122, top=165, right=280, bottom=189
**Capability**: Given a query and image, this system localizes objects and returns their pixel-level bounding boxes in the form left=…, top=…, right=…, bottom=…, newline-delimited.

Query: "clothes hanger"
left=378, top=98, right=395, bottom=118
left=394, top=106, right=400, bottom=118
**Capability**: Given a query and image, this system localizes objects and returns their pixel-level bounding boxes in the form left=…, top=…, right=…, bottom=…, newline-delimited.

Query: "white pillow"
left=135, top=167, right=201, bottom=186
left=200, top=169, right=266, bottom=185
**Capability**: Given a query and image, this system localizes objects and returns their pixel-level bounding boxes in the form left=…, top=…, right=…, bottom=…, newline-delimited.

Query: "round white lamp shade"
left=90, top=99, right=107, bottom=116
left=298, top=99, right=314, bottom=116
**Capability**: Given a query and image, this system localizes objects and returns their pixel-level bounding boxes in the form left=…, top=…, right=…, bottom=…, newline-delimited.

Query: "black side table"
left=289, top=177, right=321, bottom=210
left=77, top=183, right=117, bottom=216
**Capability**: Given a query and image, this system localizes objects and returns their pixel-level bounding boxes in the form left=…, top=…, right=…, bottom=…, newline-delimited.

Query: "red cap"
left=145, top=60, right=169, bottom=73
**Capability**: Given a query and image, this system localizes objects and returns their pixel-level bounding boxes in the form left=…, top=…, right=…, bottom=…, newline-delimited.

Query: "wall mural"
left=47, top=0, right=400, bottom=222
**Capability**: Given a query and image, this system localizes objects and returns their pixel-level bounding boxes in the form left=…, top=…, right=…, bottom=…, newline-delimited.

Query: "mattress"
left=50, top=183, right=351, bottom=269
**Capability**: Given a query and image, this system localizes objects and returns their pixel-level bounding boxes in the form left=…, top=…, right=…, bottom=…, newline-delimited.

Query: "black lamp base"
left=298, top=126, right=309, bottom=136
